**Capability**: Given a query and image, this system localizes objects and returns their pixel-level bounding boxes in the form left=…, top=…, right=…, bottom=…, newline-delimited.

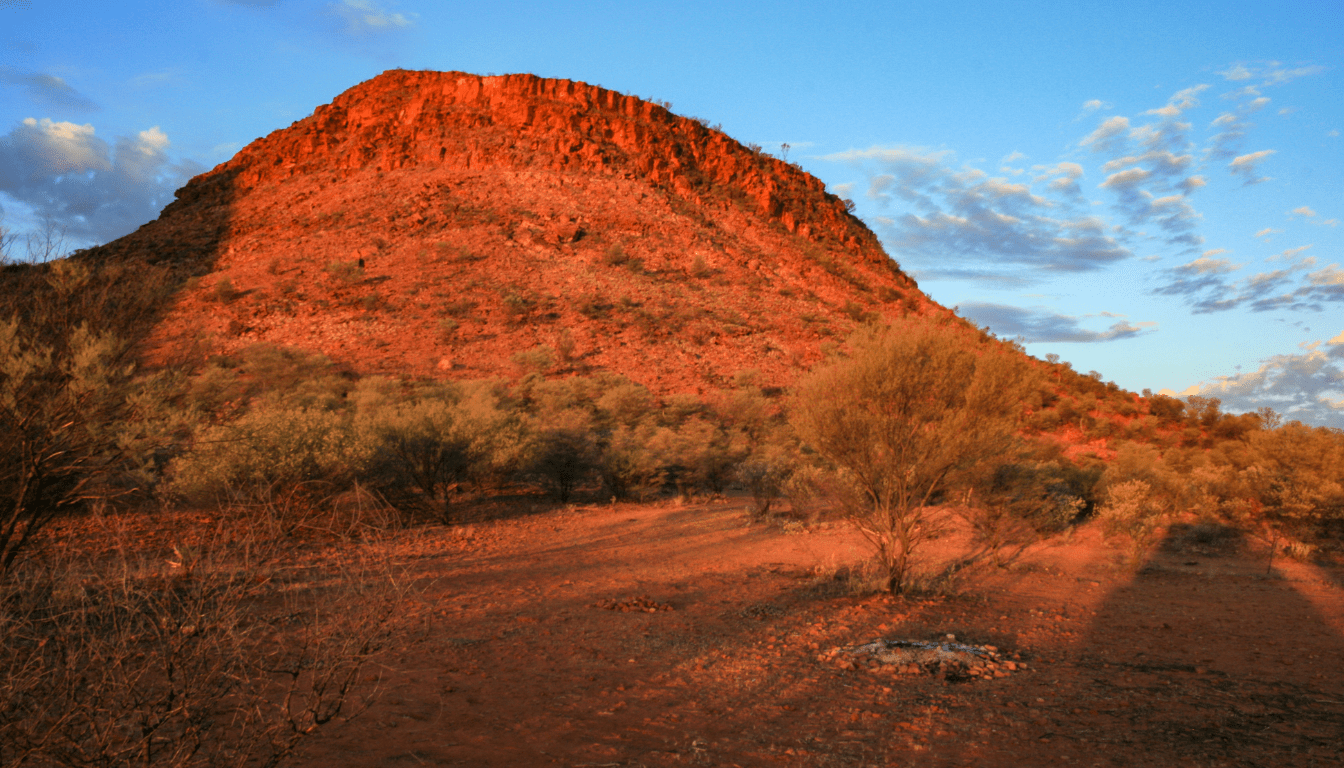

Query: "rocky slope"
left=88, top=69, right=938, bottom=392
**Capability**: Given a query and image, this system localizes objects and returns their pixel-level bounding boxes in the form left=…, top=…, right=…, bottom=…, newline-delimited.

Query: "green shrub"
left=1, top=321, right=182, bottom=576
left=791, top=317, right=1041, bottom=594
left=166, top=406, right=369, bottom=504
left=599, top=423, right=667, bottom=501
left=355, top=381, right=527, bottom=520
left=325, top=260, right=364, bottom=283
left=527, top=410, right=599, bottom=503
left=1098, top=479, right=1171, bottom=567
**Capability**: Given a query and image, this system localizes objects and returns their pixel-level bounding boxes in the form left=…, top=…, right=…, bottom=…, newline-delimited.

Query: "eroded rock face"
left=210, top=70, right=884, bottom=258
left=85, top=70, right=938, bottom=393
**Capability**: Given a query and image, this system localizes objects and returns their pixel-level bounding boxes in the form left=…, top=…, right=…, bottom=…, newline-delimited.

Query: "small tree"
left=528, top=410, right=599, bottom=503
left=790, top=318, right=1039, bottom=594
left=1098, top=479, right=1171, bottom=568
left=0, top=321, right=159, bottom=578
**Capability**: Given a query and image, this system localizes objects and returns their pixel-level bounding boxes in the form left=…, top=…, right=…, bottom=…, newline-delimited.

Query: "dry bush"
left=958, top=458, right=1096, bottom=566
left=527, top=410, right=599, bottom=503
left=791, top=318, right=1040, bottom=594
left=1098, top=479, right=1171, bottom=568
left=0, top=533, right=403, bottom=767
left=1, top=321, right=188, bottom=579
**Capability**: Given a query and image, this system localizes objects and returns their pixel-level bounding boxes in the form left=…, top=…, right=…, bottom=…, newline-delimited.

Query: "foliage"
left=1098, top=479, right=1172, bottom=567
left=960, top=457, right=1096, bottom=565
left=166, top=405, right=369, bottom=505
left=0, top=538, right=398, bottom=767
left=791, top=317, right=1041, bottom=594
left=526, top=409, right=599, bottom=503
left=0, top=321, right=186, bottom=577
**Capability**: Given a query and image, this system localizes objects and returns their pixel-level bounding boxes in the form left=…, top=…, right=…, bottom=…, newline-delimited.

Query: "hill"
left=85, top=69, right=934, bottom=394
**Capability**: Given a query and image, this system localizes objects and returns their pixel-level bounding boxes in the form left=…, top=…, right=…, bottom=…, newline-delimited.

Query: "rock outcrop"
left=86, top=70, right=939, bottom=393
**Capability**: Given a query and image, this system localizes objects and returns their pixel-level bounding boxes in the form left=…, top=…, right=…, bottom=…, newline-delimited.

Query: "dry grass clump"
left=0, top=519, right=407, bottom=767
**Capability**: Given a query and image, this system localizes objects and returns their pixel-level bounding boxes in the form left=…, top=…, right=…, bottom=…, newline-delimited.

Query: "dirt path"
left=297, top=500, right=1344, bottom=767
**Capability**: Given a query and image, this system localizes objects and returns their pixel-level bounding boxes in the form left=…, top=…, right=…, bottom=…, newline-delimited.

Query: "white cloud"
left=1255, top=227, right=1281, bottom=238
left=1036, top=161, right=1084, bottom=197
left=823, top=145, right=1132, bottom=278
left=1080, top=116, right=1130, bottom=153
left=1191, top=334, right=1344, bottom=428
left=1218, top=62, right=1327, bottom=87
left=958, top=302, right=1155, bottom=343
left=0, top=117, right=201, bottom=246
left=1176, top=175, right=1205, bottom=194
left=1081, top=99, right=1108, bottom=112
left=1100, top=167, right=1151, bottom=190
left=1291, top=206, right=1317, bottom=217
left=1274, top=244, right=1313, bottom=262
left=1143, top=85, right=1209, bottom=118
left=1263, top=64, right=1327, bottom=85
left=1308, top=265, right=1344, bottom=287
left=1181, top=256, right=1241, bottom=274
left=329, top=0, right=416, bottom=34
left=1228, top=149, right=1275, bottom=183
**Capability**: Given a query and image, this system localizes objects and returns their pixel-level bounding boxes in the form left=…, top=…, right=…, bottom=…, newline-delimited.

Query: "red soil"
left=285, top=501, right=1344, bottom=767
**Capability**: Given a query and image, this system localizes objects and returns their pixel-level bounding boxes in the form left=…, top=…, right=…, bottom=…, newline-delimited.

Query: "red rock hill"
left=92, top=69, right=940, bottom=392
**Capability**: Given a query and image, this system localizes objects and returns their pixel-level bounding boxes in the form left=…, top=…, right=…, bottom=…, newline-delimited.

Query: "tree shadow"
left=910, top=524, right=1344, bottom=767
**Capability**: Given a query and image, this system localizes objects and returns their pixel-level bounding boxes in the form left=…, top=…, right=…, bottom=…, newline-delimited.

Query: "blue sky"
left=2, top=0, right=1342, bottom=426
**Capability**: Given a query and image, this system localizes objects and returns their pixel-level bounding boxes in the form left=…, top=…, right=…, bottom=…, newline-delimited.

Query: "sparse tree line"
left=2, top=252, right=1343, bottom=765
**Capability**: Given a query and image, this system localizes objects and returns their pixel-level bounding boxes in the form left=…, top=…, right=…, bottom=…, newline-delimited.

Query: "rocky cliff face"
left=89, top=70, right=939, bottom=393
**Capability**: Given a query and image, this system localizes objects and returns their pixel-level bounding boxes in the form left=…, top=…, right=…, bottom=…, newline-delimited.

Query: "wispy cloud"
left=958, top=302, right=1155, bottom=343
left=1080, top=116, right=1130, bottom=154
left=328, top=0, right=416, bottom=35
left=0, top=67, right=99, bottom=112
left=1229, top=149, right=1275, bottom=184
left=1034, top=161, right=1084, bottom=199
left=1217, top=61, right=1328, bottom=87
left=1143, top=84, right=1208, bottom=118
left=0, top=118, right=201, bottom=245
left=821, top=146, right=1131, bottom=280
left=1152, top=243, right=1342, bottom=314
left=1190, top=333, right=1344, bottom=428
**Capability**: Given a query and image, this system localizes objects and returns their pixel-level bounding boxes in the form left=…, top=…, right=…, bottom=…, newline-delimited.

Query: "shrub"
left=737, top=449, right=792, bottom=519
left=166, top=406, right=369, bottom=505
left=325, top=260, right=364, bottom=284
left=960, top=460, right=1091, bottom=566
left=528, top=410, right=599, bottom=503
left=1098, top=479, right=1171, bottom=567
left=598, top=423, right=667, bottom=501
left=790, top=318, right=1040, bottom=594
left=0, top=321, right=176, bottom=577
left=512, top=345, right=557, bottom=375
left=653, top=418, right=745, bottom=500
left=209, top=277, right=239, bottom=303
left=0, top=540, right=398, bottom=767
left=356, top=383, right=526, bottom=521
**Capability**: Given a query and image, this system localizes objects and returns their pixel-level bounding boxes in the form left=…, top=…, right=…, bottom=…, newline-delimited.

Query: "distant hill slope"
left=85, top=69, right=938, bottom=393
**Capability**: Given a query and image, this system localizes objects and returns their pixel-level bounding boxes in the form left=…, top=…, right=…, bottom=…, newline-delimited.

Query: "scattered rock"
left=594, top=595, right=673, bottom=613
left=819, top=639, right=1030, bottom=681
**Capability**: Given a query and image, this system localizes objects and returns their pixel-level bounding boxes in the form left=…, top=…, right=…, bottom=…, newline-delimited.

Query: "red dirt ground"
left=284, top=499, right=1344, bottom=767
